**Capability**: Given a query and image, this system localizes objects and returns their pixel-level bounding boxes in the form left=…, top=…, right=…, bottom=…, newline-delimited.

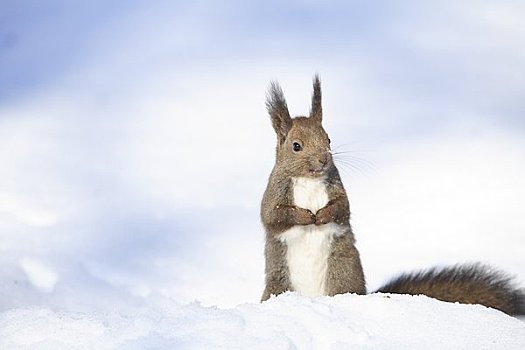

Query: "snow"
left=1, top=293, right=524, bottom=349
left=19, top=258, right=59, bottom=293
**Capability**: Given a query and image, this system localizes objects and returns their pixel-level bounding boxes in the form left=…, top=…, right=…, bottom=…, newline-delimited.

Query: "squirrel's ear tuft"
left=266, top=81, right=292, bottom=144
left=310, top=74, right=322, bottom=123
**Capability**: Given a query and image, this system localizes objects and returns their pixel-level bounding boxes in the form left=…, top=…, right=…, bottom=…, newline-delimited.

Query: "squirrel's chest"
left=291, top=177, right=329, bottom=212
left=279, top=177, right=338, bottom=297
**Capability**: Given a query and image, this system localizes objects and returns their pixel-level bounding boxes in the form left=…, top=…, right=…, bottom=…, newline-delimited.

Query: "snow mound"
left=0, top=293, right=524, bottom=349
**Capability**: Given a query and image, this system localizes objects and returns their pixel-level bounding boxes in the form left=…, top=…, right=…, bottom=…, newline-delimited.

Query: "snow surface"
left=1, top=293, right=524, bottom=349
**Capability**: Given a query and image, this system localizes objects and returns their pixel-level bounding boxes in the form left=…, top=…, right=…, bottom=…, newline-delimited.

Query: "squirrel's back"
left=376, top=263, right=525, bottom=315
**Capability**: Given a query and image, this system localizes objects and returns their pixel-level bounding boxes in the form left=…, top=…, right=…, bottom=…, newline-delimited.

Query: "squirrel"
left=260, top=75, right=525, bottom=316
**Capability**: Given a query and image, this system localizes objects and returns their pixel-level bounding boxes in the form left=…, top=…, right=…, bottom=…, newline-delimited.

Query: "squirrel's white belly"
left=279, top=177, right=343, bottom=296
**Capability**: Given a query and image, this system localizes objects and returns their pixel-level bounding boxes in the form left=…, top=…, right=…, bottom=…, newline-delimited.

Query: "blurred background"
left=1, top=0, right=524, bottom=310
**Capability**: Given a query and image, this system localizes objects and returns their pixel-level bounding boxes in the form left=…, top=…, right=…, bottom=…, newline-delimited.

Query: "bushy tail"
left=375, top=263, right=525, bottom=316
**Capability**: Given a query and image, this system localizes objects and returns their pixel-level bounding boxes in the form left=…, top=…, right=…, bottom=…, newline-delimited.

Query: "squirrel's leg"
left=326, top=232, right=366, bottom=295
left=315, top=197, right=349, bottom=225
left=262, top=237, right=292, bottom=301
left=264, top=204, right=316, bottom=232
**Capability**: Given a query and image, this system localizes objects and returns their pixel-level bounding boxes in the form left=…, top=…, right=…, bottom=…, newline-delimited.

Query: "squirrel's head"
left=266, top=75, right=332, bottom=178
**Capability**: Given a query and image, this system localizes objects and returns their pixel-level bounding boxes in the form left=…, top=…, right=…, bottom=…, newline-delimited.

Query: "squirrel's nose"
left=310, top=154, right=329, bottom=173
left=319, top=153, right=329, bottom=166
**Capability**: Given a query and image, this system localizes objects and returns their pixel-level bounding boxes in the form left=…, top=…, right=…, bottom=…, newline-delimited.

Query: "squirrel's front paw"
left=293, top=207, right=316, bottom=225
left=315, top=207, right=334, bottom=225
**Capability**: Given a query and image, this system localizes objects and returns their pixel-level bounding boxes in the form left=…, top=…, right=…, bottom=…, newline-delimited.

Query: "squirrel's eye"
left=292, top=142, right=302, bottom=152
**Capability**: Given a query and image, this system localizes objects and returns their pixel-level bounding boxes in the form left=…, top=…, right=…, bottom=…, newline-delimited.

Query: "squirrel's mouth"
left=307, top=156, right=330, bottom=176
left=308, top=166, right=327, bottom=176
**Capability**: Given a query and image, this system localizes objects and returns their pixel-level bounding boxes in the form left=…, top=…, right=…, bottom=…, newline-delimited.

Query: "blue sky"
left=3, top=0, right=524, bottom=136
left=1, top=1, right=524, bottom=308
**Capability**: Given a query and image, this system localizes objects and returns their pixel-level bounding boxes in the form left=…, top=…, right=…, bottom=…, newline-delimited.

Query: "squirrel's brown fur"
left=377, top=263, right=525, bottom=315
left=261, top=75, right=365, bottom=301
